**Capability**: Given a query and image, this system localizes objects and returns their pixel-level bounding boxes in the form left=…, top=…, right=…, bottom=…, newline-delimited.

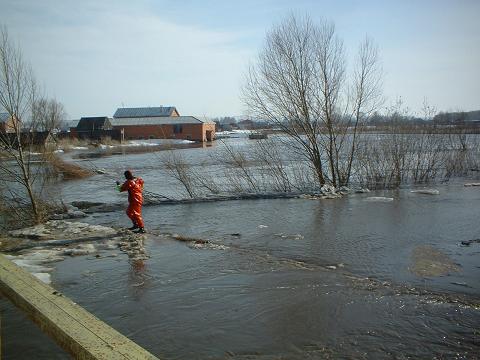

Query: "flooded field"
left=2, top=138, right=480, bottom=359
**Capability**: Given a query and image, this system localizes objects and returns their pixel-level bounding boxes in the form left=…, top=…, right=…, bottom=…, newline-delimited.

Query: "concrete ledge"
left=0, top=254, right=159, bottom=359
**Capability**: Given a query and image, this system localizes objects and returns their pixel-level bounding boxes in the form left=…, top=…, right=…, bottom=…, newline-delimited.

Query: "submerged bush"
left=48, top=154, right=94, bottom=180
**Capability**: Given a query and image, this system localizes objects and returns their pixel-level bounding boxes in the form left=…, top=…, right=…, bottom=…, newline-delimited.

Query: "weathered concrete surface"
left=0, top=254, right=159, bottom=359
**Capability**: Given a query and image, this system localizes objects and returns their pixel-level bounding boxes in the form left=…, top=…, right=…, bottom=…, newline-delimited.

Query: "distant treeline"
left=368, top=110, right=480, bottom=126
left=432, top=110, right=480, bottom=124
left=213, top=110, right=480, bottom=131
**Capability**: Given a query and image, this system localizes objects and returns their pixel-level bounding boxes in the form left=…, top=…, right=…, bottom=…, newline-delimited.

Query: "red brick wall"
left=0, top=117, right=18, bottom=133
left=112, top=123, right=216, bottom=142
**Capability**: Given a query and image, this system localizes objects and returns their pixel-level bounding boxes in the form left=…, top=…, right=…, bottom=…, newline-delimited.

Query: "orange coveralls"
left=120, top=177, right=145, bottom=228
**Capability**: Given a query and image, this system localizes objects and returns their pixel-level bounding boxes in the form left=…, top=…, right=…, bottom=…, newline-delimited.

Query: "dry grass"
left=56, top=137, right=91, bottom=152
left=49, top=154, right=94, bottom=180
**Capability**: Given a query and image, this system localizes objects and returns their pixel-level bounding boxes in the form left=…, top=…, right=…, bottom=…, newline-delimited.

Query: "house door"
left=206, top=130, right=213, bottom=141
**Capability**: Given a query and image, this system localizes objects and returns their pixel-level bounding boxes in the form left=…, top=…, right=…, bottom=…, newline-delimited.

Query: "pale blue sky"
left=0, top=0, right=478, bottom=118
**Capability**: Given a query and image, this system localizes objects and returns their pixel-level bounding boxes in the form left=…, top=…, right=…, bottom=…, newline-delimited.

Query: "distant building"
left=0, top=112, right=19, bottom=133
left=72, top=116, right=121, bottom=140
left=238, top=119, right=255, bottom=130
left=1, top=131, right=56, bottom=149
left=114, top=106, right=180, bottom=118
left=63, top=119, right=80, bottom=132
left=111, top=106, right=215, bottom=142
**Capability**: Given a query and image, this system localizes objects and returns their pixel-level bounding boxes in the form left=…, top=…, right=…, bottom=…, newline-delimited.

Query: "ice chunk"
left=32, top=272, right=51, bottom=284
left=411, top=189, right=440, bottom=195
left=364, top=197, right=394, bottom=202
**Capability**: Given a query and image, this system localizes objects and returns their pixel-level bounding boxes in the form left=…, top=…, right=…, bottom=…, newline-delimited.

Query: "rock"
left=194, top=239, right=209, bottom=244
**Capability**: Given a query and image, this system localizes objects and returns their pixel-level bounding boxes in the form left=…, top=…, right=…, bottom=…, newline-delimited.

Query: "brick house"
left=111, top=107, right=215, bottom=142
left=72, top=116, right=121, bottom=140
left=0, top=112, right=19, bottom=133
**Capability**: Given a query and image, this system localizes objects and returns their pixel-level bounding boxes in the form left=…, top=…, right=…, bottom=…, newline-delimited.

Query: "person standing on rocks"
left=116, top=170, right=146, bottom=233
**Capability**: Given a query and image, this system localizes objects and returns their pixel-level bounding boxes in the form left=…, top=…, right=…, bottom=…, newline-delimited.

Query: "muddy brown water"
left=2, top=140, right=480, bottom=359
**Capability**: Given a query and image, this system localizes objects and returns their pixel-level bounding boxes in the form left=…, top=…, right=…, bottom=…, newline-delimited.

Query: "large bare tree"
left=243, top=14, right=382, bottom=187
left=0, top=27, right=64, bottom=225
left=33, top=97, right=67, bottom=133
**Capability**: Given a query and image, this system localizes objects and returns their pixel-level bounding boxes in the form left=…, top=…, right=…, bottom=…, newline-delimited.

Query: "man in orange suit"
left=117, top=170, right=146, bottom=233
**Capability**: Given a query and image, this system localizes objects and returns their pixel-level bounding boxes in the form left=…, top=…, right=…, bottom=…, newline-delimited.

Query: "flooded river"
left=2, top=138, right=479, bottom=359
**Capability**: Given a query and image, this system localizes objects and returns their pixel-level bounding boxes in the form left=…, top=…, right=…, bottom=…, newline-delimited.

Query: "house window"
left=173, top=124, right=183, bottom=134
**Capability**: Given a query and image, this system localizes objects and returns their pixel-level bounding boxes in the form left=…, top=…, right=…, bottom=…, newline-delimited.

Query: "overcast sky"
left=1, top=0, right=479, bottom=119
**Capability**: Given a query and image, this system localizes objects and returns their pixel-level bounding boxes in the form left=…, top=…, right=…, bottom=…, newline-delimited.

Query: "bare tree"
left=33, top=97, right=67, bottom=133
left=251, top=138, right=293, bottom=192
left=162, top=150, right=198, bottom=198
left=335, top=37, right=383, bottom=186
left=243, top=14, right=382, bottom=188
left=219, top=140, right=260, bottom=192
left=0, top=27, right=62, bottom=225
left=243, top=15, right=326, bottom=186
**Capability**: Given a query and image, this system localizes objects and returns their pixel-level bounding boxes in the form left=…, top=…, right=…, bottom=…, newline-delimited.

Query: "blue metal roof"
left=113, top=107, right=178, bottom=118
left=111, top=116, right=214, bottom=126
